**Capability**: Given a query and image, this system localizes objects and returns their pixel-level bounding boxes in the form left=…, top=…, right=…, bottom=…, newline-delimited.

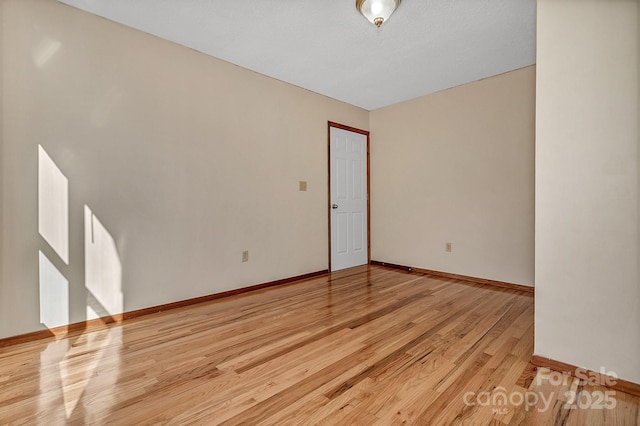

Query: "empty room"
left=0, top=0, right=638, bottom=424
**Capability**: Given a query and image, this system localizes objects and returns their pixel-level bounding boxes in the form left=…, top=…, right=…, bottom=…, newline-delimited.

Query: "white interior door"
left=330, top=125, right=368, bottom=271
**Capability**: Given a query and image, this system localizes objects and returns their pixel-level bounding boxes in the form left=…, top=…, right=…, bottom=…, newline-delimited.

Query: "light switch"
left=299, top=181, right=307, bottom=191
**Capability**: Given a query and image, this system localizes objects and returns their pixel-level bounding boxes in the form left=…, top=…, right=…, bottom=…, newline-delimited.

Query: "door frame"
left=327, top=121, right=371, bottom=272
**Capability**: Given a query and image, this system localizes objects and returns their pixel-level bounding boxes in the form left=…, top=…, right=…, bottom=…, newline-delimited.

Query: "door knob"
left=331, top=204, right=338, bottom=209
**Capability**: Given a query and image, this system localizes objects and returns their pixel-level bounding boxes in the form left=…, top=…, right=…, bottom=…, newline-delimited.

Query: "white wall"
left=370, top=67, right=536, bottom=286
left=0, top=0, right=368, bottom=339
left=535, top=0, right=640, bottom=384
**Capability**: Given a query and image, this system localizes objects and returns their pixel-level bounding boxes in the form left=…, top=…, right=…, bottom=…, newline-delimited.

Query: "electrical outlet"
left=242, top=250, right=249, bottom=262
left=446, top=242, right=452, bottom=252
left=299, top=181, right=307, bottom=191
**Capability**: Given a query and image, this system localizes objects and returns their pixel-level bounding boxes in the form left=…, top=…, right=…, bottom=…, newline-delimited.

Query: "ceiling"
left=56, top=0, right=536, bottom=111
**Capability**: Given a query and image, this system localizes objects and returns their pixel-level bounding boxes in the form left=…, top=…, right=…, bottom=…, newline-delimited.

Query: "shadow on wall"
left=37, top=144, right=123, bottom=330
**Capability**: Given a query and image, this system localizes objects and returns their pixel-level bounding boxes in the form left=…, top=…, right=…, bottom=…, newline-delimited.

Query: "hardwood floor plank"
left=0, top=265, right=637, bottom=425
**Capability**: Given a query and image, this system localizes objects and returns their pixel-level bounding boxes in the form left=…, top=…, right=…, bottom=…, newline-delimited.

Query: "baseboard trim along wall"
left=531, top=355, right=640, bottom=397
left=370, top=260, right=534, bottom=294
left=0, top=269, right=329, bottom=348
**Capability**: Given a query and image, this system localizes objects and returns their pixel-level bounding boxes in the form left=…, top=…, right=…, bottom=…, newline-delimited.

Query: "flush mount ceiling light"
left=356, top=0, right=402, bottom=28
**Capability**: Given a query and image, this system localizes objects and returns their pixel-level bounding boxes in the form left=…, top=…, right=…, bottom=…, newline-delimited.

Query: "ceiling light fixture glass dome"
left=356, top=0, right=402, bottom=27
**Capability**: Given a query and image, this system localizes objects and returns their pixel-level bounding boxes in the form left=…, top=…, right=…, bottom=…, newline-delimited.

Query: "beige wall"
left=0, top=0, right=4, bottom=330
left=535, top=0, right=639, bottom=384
left=1, top=0, right=539, bottom=341
left=0, top=0, right=368, bottom=338
left=370, top=67, right=536, bottom=286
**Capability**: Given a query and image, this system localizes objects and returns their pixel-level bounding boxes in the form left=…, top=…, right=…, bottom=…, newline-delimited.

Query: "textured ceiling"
left=56, top=0, right=536, bottom=111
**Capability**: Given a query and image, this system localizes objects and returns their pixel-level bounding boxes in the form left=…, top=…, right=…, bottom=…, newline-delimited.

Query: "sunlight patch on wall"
left=32, top=35, right=61, bottom=68
left=38, top=145, right=69, bottom=264
left=84, top=205, right=123, bottom=318
left=39, top=251, right=69, bottom=329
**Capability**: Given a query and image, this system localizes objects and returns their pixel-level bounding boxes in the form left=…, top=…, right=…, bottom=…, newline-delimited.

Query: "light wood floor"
left=1, top=266, right=638, bottom=425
